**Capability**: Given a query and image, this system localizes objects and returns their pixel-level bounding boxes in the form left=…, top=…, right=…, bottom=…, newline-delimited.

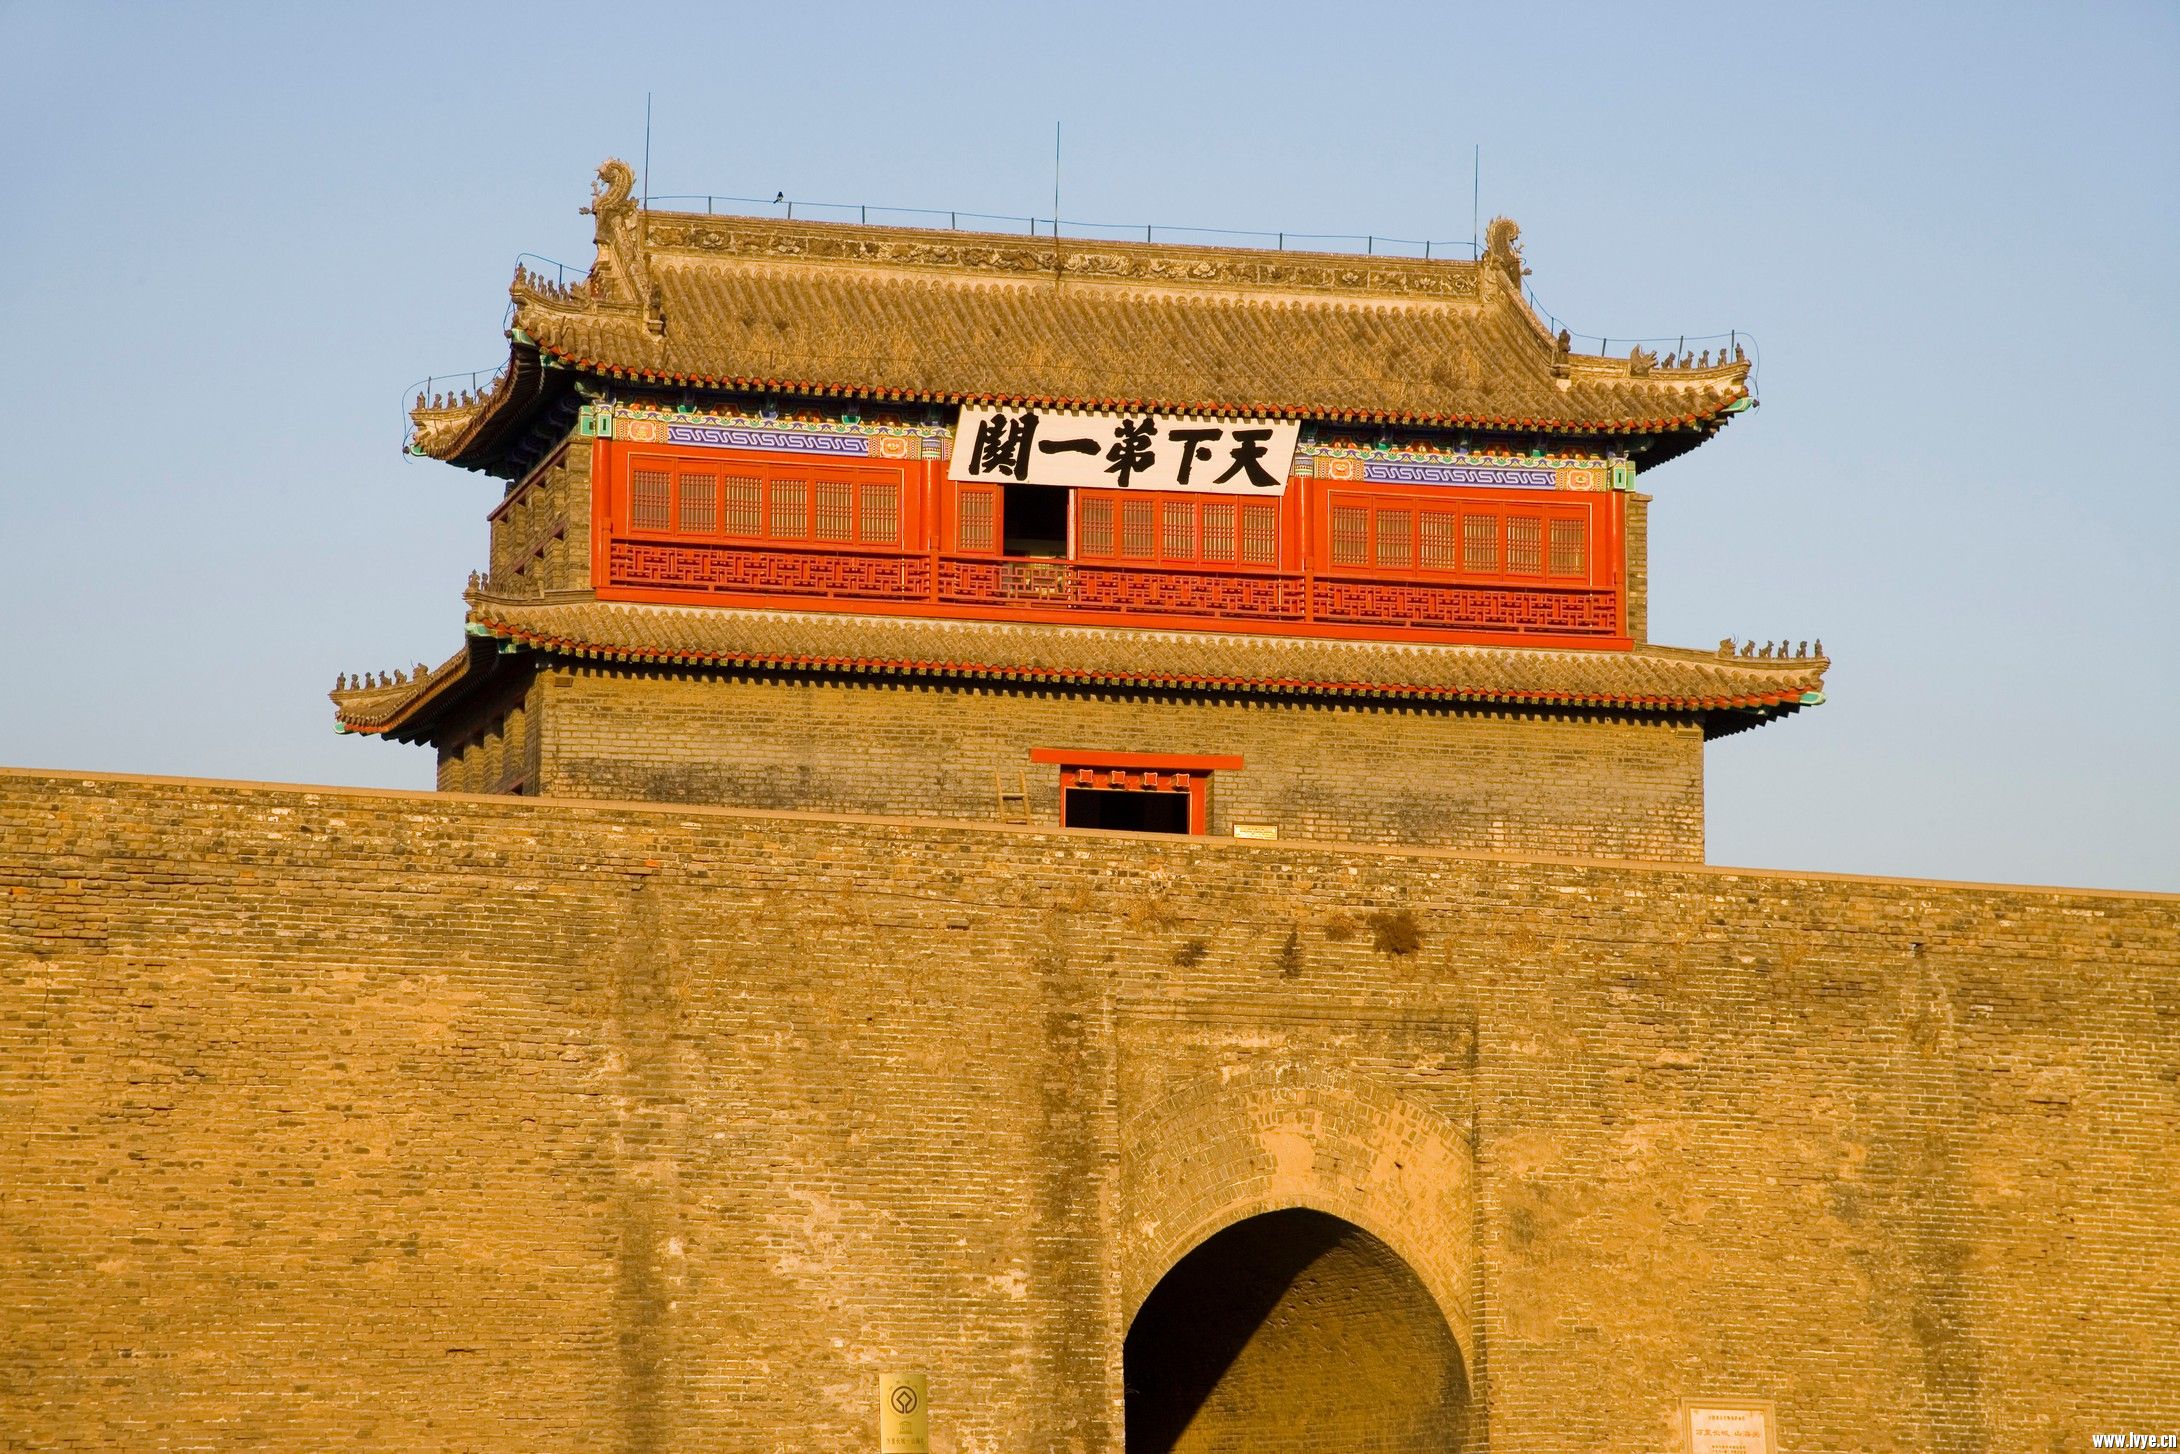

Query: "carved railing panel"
left=608, top=541, right=929, bottom=600
left=1310, top=576, right=1618, bottom=635
left=937, top=559, right=1306, bottom=620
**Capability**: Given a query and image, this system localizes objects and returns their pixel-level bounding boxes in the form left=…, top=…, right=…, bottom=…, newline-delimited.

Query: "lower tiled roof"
left=332, top=593, right=1826, bottom=740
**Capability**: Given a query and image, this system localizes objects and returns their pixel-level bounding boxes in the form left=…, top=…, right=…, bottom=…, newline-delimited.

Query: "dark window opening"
left=1003, top=483, right=1070, bottom=558
left=1064, top=787, right=1190, bottom=835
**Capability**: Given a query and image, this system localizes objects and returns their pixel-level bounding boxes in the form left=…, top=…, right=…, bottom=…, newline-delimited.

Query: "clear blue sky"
left=3, top=2, right=2175, bottom=890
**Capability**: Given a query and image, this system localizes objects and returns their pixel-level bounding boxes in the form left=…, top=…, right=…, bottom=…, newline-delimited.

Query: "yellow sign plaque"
left=879, top=1371, right=929, bottom=1454
left=1684, top=1400, right=1776, bottom=1454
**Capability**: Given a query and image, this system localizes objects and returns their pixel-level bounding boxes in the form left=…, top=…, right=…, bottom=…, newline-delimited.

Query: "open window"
left=1029, top=749, right=1244, bottom=836
left=1002, top=483, right=1070, bottom=558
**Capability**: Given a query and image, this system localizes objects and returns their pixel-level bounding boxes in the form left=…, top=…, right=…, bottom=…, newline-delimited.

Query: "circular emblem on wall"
left=890, top=1384, right=919, bottom=1415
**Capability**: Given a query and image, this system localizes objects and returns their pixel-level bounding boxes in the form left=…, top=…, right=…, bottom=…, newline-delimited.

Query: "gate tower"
left=335, top=158, right=1824, bottom=862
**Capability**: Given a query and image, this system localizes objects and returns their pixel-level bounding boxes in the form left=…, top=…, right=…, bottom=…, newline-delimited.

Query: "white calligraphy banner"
left=949, top=407, right=1298, bottom=495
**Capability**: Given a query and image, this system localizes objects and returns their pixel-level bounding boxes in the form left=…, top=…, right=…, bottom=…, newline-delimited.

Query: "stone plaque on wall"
left=1685, top=1400, right=1776, bottom=1454
left=879, top=1371, right=929, bottom=1454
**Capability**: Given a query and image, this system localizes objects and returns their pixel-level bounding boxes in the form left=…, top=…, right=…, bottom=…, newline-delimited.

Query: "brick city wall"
left=528, top=666, right=1711, bottom=862
left=2, top=770, right=2174, bottom=1453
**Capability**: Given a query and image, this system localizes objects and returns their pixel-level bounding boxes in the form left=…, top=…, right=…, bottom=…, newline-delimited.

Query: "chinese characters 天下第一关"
left=951, top=407, right=1300, bottom=496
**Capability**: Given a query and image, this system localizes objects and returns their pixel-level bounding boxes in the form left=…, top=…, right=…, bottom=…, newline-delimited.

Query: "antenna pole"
left=642, top=93, right=653, bottom=210
left=1471, top=144, right=1479, bottom=256
left=1053, top=121, right=1062, bottom=280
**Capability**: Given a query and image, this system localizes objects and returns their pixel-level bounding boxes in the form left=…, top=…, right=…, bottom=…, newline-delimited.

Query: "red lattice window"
left=1419, top=510, right=1457, bottom=571
left=1330, top=504, right=1369, bottom=566
left=1375, top=508, right=1413, bottom=569
left=678, top=472, right=717, bottom=533
left=769, top=479, right=809, bottom=539
left=1121, top=498, right=1156, bottom=559
left=723, top=476, right=762, bottom=536
left=958, top=486, right=997, bottom=553
left=616, top=448, right=917, bottom=563
left=631, top=469, right=671, bottom=531
left=1201, top=501, right=1237, bottom=562
left=1074, top=493, right=1281, bottom=569
left=1079, top=494, right=1115, bottom=557
left=1462, top=514, right=1499, bottom=573
left=1162, top=500, right=1193, bottom=560
left=860, top=482, right=900, bottom=545
left=1505, top=516, right=1543, bottom=575
left=814, top=480, right=854, bottom=542
left=1241, top=503, right=1278, bottom=566
left=1548, top=518, right=1585, bottom=577
left=1323, top=490, right=1598, bottom=589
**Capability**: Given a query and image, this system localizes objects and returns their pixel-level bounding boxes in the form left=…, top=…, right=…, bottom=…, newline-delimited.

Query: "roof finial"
left=577, top=158, right=658, bottom=327
left=1482, top=217, right=1527, bottom=288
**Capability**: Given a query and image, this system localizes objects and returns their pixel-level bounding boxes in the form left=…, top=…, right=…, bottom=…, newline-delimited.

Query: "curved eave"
left=462, top=607, right=1819, bottom=730
left=330, top=646, right=480, bottom=742
left=521, top=334, right=1747, bottom=440
left=408, top=337, right=559, bottom=472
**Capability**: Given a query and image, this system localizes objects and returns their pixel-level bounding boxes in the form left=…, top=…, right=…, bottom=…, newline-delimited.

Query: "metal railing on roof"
left=397, top=193, right=1763, bottom=448
left=642, top=193, right=1485, bottom=261
left=640, top=192, right=1760, bottom=391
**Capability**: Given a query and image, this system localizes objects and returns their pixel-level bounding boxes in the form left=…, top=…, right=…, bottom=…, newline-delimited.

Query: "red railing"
left=608, top=539, right=930, bottom=600
left=605, top=537, right=1617, bottom=638
left=1309, top=574, right=1618, bottom=634
left=938, top=557, right=1306, bottom=620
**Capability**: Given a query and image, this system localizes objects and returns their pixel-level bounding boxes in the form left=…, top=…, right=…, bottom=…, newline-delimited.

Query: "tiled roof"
left=331, top=591, right=1826, bottom=741
left=412, top=163, right=1752, bottom=467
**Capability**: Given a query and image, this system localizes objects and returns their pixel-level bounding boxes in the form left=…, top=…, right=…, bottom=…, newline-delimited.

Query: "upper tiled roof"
left=411, top=161, right=1752, bottom=469
left=331, top=589, right=1826, bottom=742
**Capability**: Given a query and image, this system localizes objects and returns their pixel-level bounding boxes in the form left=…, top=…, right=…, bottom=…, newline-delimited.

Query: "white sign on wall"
left=1684, top=1401, right=1776, bottom=1454
left=950, top=407, right=1298, bottom=495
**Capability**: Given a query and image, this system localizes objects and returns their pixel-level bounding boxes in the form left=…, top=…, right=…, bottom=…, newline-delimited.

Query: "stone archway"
left=1123, top=1207, right=1470, bottom=1453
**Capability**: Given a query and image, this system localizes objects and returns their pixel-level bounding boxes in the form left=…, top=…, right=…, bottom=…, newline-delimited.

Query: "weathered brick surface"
left=527, top=665, right=1710, bottom=862
left=2, top=770, right=2174, bottom=1452
left=488, top=443, right=592, bottom=598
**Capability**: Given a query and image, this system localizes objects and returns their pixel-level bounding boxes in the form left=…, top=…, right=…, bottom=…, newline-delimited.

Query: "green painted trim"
left=1726, top=396, right=1756, bottom=415
left=1800, top=690, right=1827, bottom=705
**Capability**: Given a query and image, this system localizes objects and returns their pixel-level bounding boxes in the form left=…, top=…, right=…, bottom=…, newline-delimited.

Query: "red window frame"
left=1072, top=492, right=1283, bottom=568
left=1029, top=748, right=1244, bottom=836
left=1312, top=484, right=1608, bottom=588
left=614, top=447, right=918, bottom=553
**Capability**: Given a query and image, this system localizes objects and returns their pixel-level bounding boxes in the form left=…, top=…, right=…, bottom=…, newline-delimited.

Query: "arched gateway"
left=1125, top=1208, right=1470, bottom=1452
left=1119, top=1067, right=1478, bottom=1450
